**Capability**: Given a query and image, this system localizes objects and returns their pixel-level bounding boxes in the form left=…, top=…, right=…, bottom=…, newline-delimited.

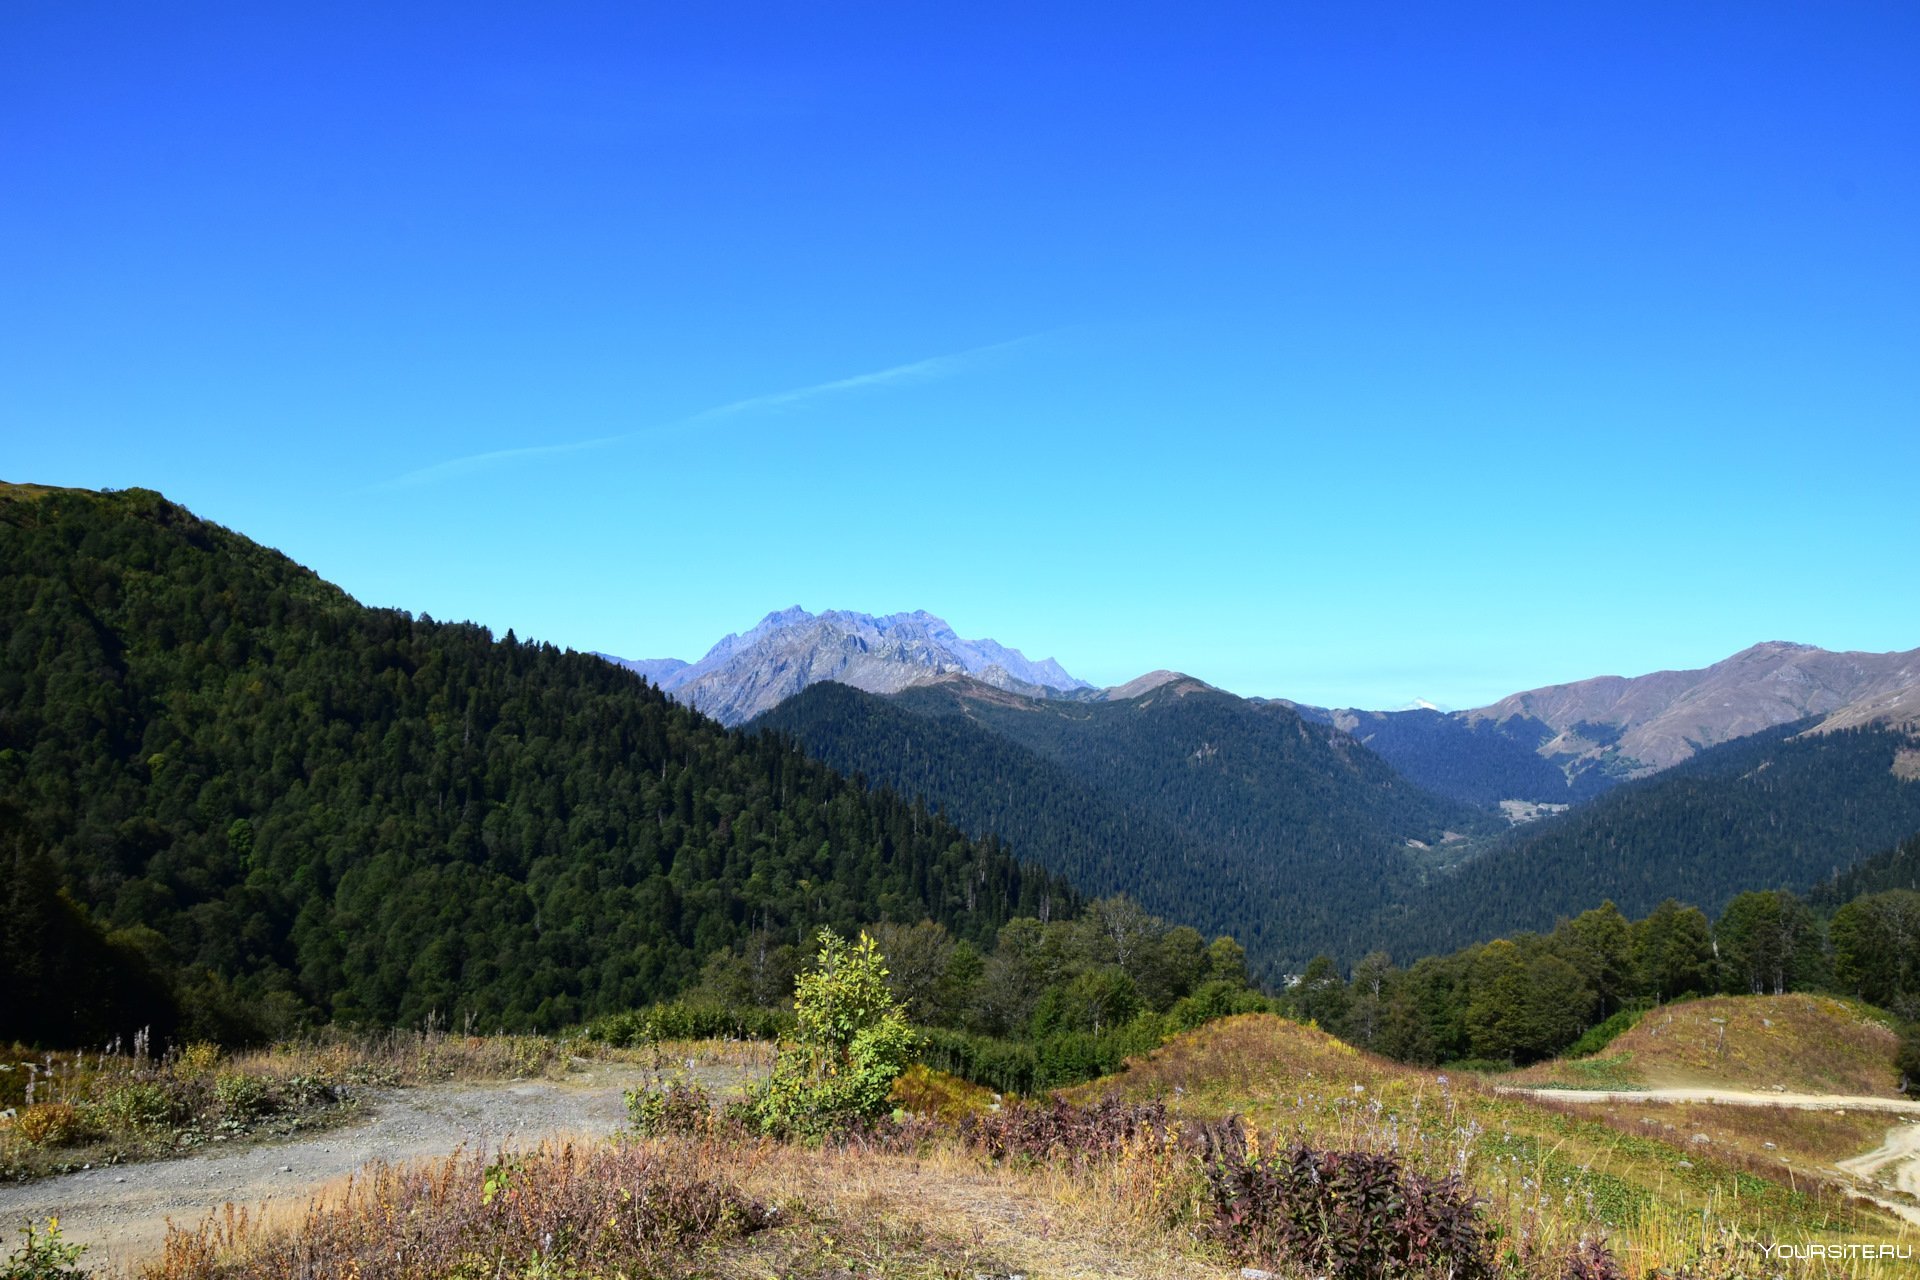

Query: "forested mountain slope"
left=1377, top=719, right=1920, bottom=954
left=1297, top=704, right=1605, bottom=807
left=1811, top=831, right=1920, bottom=904
left=0, top=484, right=1073, bottom=1044
left=752, top=682, right=1244, bottom=945
left=754, top=673, right=1496, bottom=971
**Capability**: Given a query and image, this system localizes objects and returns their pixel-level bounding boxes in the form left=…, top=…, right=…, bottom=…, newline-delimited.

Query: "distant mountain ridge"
left=602, top=607, right=1088, bottom=726
left=751, top=669, right=1497, bottom=973
left=1284, top=641, right=1920, bottom=809
left=1466, top=640, right=1920, bottom=772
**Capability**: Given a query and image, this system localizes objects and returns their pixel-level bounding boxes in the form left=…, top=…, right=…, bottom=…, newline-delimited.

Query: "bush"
left=102, top=1082, right=176, bottom=1131
left=1199, top=1124, right=1497, bottom=1280
left=748, top=930, right=918, bottom=1137
left=918, top=1028, right=1041, bottom=1096
left=963, top=1095, right=1172, bottom=1169
left=280, top=1071, right=339, bottom=1108
left=2, top=1218, right=87, bottom=1279
left=889, top=1064, right=997, bottom=1123
left=625, top=1081, right=717, bottom=1137
left=214, top=1072, right=277, bottom=1123
left=1557, top=1236, right=1628, bottom=1280
left=172, top=1041, right=222, bottom=1079
left=1565, top=1006, right=1647, bottom=1060
left=917, top=1015, right=1171, bottom=1096
left=587, top=1002, right=793, bottom=1047
left=14, top=1104, right=79, bottom=1148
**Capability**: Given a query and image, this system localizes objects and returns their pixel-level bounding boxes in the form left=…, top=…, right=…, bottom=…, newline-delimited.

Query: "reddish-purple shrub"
left=961, top=1094, right=1170, bottom=1168
left=1199, top=1119, right=1495, bottom=1280
left=1558, top=1235, right=1627, bottom=1280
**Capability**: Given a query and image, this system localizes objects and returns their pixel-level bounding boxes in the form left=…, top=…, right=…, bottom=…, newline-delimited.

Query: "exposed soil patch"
left=0, top=1060, right=755, bottom=1273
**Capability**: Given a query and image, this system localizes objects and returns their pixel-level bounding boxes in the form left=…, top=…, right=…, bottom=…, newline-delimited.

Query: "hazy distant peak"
left=1466, top=639, right=1920, bottom=775
left=594, top=654, right=689, bottom=686
left=609, top=605, right=1089, bottom=725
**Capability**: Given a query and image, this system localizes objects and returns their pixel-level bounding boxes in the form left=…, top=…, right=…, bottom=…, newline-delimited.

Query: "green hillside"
left=1380, top=720, right=1920, bottom=955
left=1314, top=704, right=1617, bottom=807
left=754, top=675, right=1496, bottom=971
left=1811, top=830, right=1920, bottom=904
left=0, top=485, right=1074, bottom=1044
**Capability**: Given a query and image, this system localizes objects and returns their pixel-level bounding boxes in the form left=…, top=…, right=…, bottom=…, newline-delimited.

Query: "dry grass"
left=0, top=1029, right=596, bottom=1182
left=1076, top=1013, right=1918, bottom=1277
left=34, top=1021, right=1920, bottom=1278
left=136, top=1128, right=1223, bottom=1280
left=1526, top=1095, right=1895, bottom=1176
left=141, top=1137, right=771, bottom=1279
left=1508, top=994, right=1903, bottom=1096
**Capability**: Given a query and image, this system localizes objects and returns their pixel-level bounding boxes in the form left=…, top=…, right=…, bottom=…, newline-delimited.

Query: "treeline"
left=1294, top=867, right=1920, bottom=1066
left=597, top=895, right=1271, bottom=1094
left=0, top=485, right=1076, bottom=1046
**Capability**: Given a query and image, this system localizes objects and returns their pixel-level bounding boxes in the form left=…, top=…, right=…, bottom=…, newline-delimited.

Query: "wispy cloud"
left=373, top=334, right=1038, bottom=491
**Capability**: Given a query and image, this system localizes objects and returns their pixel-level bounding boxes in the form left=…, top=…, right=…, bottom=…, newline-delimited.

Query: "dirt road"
left=0, top=1063, right=685, bottom=1274
left=1500, top=1085, right=1920, bottom=1113
left=1505, top=1084, right=1920, bottom=1228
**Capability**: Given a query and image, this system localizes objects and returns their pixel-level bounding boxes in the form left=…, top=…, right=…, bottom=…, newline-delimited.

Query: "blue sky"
left=5, top=3, right=1916, bottom=708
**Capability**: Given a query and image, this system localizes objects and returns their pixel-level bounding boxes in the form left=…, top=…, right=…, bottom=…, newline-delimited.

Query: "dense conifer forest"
left=1375, top=720, right=1920, bottom=955
left=0, top=484, right=1075, bottom=1045
left=1300, top=705, right=1614, bottom=807
left=1812, top=830, right=1920, bottom=904
left=754, top=678, right=1496, bottom=971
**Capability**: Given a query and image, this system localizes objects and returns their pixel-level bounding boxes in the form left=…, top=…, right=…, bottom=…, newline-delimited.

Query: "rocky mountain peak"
left=601, top=607, right=1088, bottom=726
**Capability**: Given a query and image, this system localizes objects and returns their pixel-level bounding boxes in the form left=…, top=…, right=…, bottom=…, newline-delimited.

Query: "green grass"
left=1508, top=993, right=1904, bottom=1095
left=1071, top=1013, right=1913, bottom=1276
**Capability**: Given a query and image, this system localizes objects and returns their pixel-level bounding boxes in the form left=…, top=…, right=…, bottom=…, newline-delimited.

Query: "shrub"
left=172, top=1041, right=222, bottom=1079
left=917, top=1028, right=1041, bottom=1096
left=2, top=1218, right=87, bottom=1279
left=916, top=1016, right=1172, bottom=1096
left=1199, top=1121, right=1496, bottom=1280
left=963, top=1095, right=1172, bottom=1169
left=14, top=1104, right=79, bottom=1148
left=588, top=1002, right=793, bottom=1047
left=889, top=1064, right=997, bottom=1123
left=1557, top=1236, right=1628, bottom=1280
left=102, top=1082, right=176, bottom=1131
left=1565, top=1007, right=1646, bottom=1060
left=279, top=1071, right=338, bottom=1108
left=625, top=1081, right=716, bottom=1137
left=748, top=929, right=918, bottom=1136
left=214, top=1072, right=277, bottom=1123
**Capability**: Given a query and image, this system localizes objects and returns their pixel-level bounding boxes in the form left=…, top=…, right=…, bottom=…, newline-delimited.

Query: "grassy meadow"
left=1506, top=995, right=1904, bottom=1097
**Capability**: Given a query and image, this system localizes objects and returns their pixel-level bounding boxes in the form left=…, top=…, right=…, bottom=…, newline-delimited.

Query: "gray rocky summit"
left=603, top=606, right=1089, bottom=726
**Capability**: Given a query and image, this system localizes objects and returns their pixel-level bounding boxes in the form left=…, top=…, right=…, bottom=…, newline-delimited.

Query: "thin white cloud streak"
left=374, top=435, right=625, bottom=490
left=374, top=334, right=1040, bottom=491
